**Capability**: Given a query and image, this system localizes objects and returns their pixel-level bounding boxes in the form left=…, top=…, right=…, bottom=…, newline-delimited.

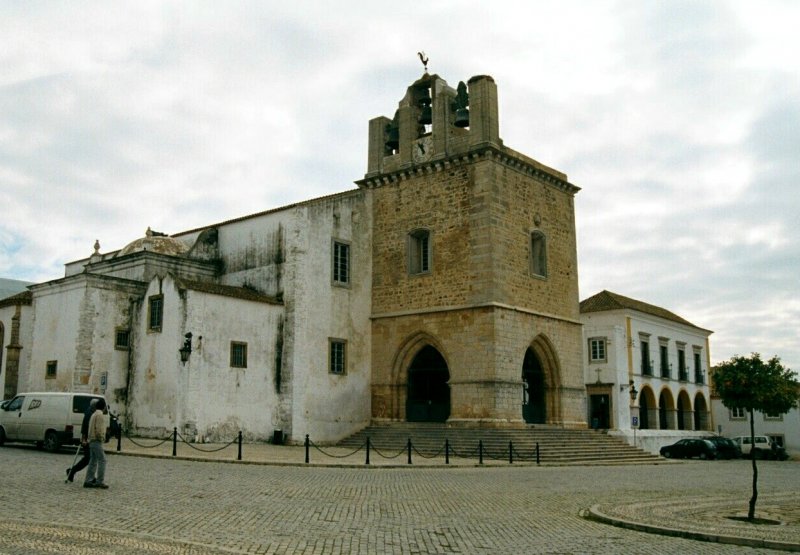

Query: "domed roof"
left=117, top=227, right=189, bottom=257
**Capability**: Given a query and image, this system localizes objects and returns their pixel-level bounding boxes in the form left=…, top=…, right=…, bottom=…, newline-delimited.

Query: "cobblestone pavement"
left=0, top=445, right=797, bottom=554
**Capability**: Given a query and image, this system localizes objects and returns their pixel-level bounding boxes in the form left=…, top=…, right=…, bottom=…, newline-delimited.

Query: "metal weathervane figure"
left=418, top=51, right=429, bottom=73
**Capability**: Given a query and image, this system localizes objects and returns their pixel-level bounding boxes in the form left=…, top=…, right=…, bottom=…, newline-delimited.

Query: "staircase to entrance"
left=337, top=422, right=661, bottom=464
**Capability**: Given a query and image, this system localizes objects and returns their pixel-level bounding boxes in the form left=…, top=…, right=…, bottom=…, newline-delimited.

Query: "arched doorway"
left=694, top=393, right=709, bottom=431
left=406, top=345, right=450, bottom=422
left=638, top=386, right=656, bottom=430
left=658, top=389, right=676, bottom=430
left=676, top=391, right=692, bottom=430
left=522, top=348, right=546, bottom=424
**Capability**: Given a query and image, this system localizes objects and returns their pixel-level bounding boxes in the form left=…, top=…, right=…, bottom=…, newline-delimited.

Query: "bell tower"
left=359, top=70, right=586, bottom=428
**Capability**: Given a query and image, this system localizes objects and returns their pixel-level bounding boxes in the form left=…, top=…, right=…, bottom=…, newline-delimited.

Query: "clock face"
left=413, top=136, right=433, bottom=163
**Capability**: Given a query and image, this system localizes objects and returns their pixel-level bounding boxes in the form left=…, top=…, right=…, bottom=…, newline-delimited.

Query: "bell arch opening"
left=406, top=345, right=450, bottom=422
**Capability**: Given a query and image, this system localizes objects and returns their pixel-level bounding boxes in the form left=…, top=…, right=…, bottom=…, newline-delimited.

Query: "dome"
left=117, top=227, right=189, bottom=257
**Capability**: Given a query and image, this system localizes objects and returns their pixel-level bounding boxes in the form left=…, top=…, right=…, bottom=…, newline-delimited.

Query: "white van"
left=0, top=392, right=106, bottom=452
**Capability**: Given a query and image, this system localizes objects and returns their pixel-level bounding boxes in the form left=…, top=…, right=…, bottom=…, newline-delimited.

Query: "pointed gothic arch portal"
left=406, top=345, right=450, bottom=422
left=522, top=348, right=547, bottom=424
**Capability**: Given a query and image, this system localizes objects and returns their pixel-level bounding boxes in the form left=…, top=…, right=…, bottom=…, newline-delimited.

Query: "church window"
left=148, top=295, right=163, bottom=332
left=329, top=339, right=346, bottom=375
left=115, top=329, right=130, bottom=350
left=588, top=337, right=606, bottom=362
left=332, top=240, right=350, bottom=286
left=45, top=360, right=57, bottom=379
left=230, top=342, right=248, bottom=368
left=408, top=229, right=431, bottom=275
left=530, top=231, right=547, bottom=278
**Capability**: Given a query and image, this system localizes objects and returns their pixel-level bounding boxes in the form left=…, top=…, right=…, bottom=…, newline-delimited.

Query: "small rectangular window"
left=230, top=342, right=248, bottom=368
left=659, top=344, right=670, bottom=379
left=693, top=351, right=703, bottom=384
left=730, top=407, right=746, bottom=419
left=408, top=229, right=431, bottom=275
left=588, top=338, right=606, bottom=362
left=332, top=240, right=350, bottom=285
left=45, top=360, right=57, bottom=379
left=115, top=329, right=130, bottom=350
left=677, top=348, right=687, bottom=381
left=148, top=295, right=164, bottom=332
left=530, top=231, right=547, bottom=278
left=329, top=339, right=347, bottom=375
left=764, top=410, right=783, bottom=421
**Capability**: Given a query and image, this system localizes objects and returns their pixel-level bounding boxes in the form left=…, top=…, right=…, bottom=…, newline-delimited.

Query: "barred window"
left=46, top=360, right=57, bottom=379
left=148, top=295, right=163, bottom=332
left=115, top=329, right=130, bottom=350
left=332, top=240, right=350, bottom=285
left=230, top=342, right=248, bottom=368
left=329, top=339, right=346, bottom=375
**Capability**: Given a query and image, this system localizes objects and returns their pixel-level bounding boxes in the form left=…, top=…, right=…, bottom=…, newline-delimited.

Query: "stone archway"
left=658, top=388, right=676, bottom=430
left=694, top=392, right=710, bottom=431
left=406, top=345, right=450, bottom=422
left=521, top=334, right=562, bottom=425
left=676, top=390, right=692, bottom=430
left=638, top=386, right=657, bottom=430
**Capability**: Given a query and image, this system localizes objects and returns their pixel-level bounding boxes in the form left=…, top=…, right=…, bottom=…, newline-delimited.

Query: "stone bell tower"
left=358, top=70, right=586, bottom=428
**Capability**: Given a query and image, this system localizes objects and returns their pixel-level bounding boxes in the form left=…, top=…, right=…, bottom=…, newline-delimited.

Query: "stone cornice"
left=371, top=301, right=582, bottom=326
left=357, top=143, right=580, bottom=195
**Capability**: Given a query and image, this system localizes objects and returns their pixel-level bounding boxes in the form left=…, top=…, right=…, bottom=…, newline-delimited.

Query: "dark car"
left=660, top=438, right=717, bottom=460
left=704, top=436, right=741, bottom=459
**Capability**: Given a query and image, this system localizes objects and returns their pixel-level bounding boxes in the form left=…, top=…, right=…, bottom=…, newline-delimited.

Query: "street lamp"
left=179, top=332, right=193, bottom=365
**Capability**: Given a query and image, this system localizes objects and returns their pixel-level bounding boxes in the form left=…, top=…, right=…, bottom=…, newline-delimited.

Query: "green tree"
left=713, top=353, right=799, bottom=520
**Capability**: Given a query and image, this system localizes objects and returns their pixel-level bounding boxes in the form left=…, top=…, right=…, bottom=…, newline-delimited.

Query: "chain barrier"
left=119, top=427, right=244, bottom=461
left=308, top=438, right=365, bottom=459
left=411, top=443, right=445, bottom=459
left=370, top=444, right=406, bottom=460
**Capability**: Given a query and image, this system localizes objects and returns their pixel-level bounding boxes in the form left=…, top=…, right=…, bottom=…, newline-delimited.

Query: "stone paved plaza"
left=0, top=445, right=797, bottom=554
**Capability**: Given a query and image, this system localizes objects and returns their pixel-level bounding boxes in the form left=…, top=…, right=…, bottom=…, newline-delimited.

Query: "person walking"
left=83, top=397, right=109, bottom=489
left=66, top=398, right=97, bottom=483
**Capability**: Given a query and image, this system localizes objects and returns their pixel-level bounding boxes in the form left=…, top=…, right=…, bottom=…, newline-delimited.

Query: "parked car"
left=704, top=436, right=741, bottom=459
left=0, top=392, right=107, bottom=452
left=660, top=438, right=718, bottom=460
left=731, top=435, right=788, bottom=460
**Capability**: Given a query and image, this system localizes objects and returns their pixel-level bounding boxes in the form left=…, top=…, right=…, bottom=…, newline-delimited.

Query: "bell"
left=454, top=107, right=470, bottom=128
left=418, top=87, right=431, bottom=107
left=385, top=125, right=399, bottom=151
left=418, top=105, right=432, bottom=125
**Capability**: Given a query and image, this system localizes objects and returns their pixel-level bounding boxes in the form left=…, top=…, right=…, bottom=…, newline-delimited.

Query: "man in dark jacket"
left=66, top=398, right=97, bottom=483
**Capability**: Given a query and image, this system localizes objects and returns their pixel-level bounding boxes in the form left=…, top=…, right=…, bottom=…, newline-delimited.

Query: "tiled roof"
left=175, top=279, right=282, bottom=305
left=0, top=290, right=32, bottom=308
left=580, top=290, right=709, bottom=331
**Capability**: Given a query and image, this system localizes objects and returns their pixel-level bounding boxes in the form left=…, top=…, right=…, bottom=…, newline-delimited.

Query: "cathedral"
left=0, top=71, right=587, bottom=444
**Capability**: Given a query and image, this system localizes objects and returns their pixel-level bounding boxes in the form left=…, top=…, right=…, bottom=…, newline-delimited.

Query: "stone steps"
left=337, top=423, right=662, bottom=464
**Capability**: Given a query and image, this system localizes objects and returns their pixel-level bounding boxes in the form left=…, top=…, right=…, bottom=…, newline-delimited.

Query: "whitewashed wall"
left=712, top=400, right=800, bottom=455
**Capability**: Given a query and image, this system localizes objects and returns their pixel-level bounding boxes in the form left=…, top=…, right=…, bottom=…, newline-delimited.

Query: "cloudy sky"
left=1, top=1, right=798, bottom=371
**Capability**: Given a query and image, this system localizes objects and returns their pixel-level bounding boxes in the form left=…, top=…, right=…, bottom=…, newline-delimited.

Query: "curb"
left=584, top=504, right=800, bottom=552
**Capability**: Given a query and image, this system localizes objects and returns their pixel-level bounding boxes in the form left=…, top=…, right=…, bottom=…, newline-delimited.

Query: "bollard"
left=365, top=437, right=371, bottom=465
left=509, top=440, right=513, bottom=464
left=116, top=428, right=122, bottom=452
left=305, top=434, right=310, bottom=464
left=237, top=431, right=242, bottom=461
left=445, top=439, right=450, bottom=465
left=172, top=427, right=177, bottom=457
left=479, top=439, right=484, bottom=465
left=536, top=442, right=540, bottom=465
left=407, top=438, right=412, bottom=465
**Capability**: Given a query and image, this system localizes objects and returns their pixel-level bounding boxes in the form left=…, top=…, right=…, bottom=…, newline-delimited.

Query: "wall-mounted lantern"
left=179, top=332, right=193, bottom=365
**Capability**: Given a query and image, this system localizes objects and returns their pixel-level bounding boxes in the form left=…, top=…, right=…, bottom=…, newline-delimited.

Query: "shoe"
left=66, top=468, right=74, bottom=483
left=95, top=483, right=109, bottom=489
left=83, top=481, right=97, bottom=488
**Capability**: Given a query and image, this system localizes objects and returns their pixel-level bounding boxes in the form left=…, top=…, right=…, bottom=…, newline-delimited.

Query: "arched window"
left=408, top=229, right=432, bottom=275
left=530, top=231, right=547, bottom=278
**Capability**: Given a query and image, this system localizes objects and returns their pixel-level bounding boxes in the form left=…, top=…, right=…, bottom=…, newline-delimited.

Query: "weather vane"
left=418, top=51, right=429, bottom=73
